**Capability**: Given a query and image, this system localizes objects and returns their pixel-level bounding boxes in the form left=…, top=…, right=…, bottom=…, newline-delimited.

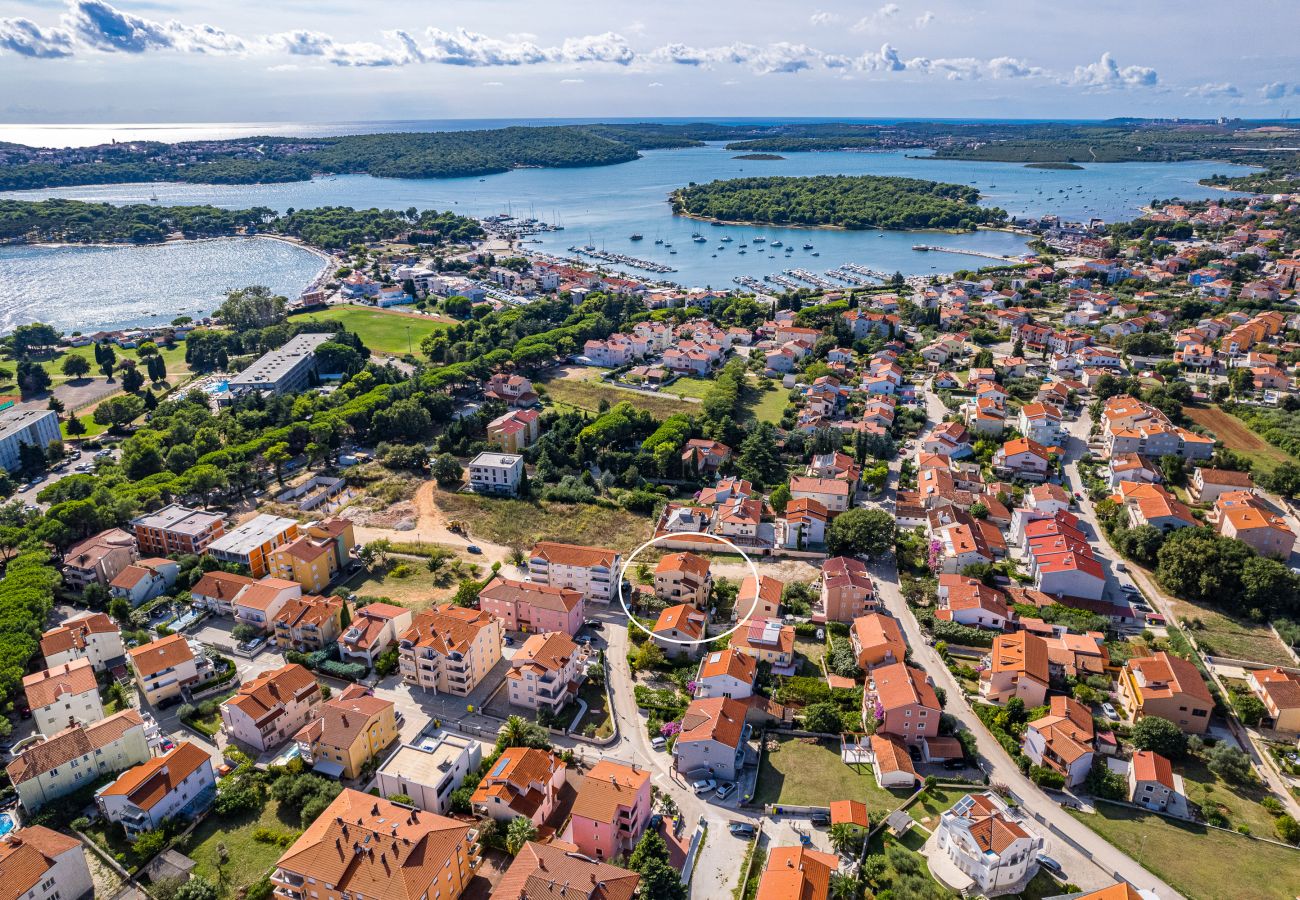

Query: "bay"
left=0, top=143, right=1252, bottom=331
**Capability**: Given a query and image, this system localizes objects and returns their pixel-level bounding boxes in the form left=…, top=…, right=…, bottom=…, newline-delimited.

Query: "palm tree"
left=499, top=715, right=530, bottom=749
left=505, top=816, right=537, bottom=855
left=829, top=872, right=862, bottom=900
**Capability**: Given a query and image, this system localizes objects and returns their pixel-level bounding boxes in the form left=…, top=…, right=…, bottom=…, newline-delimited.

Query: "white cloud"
left=560, top=77, right=583, bottom=84
left=482, top=80, right=503, bottom=86
left=1069, top=51, right=1158, bottom=89
left=648, top=81, right=663, bottom=87
left=809, top=11, right=841, bottom=27
left=852, top=4, right=901, bottom=34
left=651, top=41, right=820, bottom=74
left=63, top=0, right=243, bottom=54
left=915, top=11, right=936, bottom=28
left=1186, top=81, right=1240, bottom=99
left=1260, top=82, right=1300, bottom=100
left=0, top=17, right=75, bottom=57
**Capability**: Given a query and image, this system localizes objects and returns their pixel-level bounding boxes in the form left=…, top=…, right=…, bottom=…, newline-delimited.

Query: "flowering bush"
left=660, top=721, right=681, bottom=737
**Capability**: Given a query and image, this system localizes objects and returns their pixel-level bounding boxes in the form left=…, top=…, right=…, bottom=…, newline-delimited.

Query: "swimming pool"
left=0, top=812, right=16, bottom=837
left=204, top=380, right=230, bottom=394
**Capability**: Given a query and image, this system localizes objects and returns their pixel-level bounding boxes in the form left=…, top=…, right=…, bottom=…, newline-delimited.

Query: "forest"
left=669, top=174, right=1007, bottom=230
left=0, top=199, right=483, bottom=249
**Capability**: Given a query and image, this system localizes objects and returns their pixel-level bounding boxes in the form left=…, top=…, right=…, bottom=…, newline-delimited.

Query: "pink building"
left=567, top=760, right=652, bottom=861
left=819, top=556, right=876, bottom=623
left=476, top=575, right=585, bottom=636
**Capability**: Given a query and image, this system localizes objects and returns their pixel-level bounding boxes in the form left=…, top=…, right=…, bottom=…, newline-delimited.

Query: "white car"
left=1101, top=702, right=1119, bottom=720
left=691, top=778, right=717, bottom=795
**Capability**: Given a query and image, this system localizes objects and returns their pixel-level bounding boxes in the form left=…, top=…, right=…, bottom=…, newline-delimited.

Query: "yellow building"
left=268, top=518, right=356, bottom=593
left=293, top=685, right=398, bottom=779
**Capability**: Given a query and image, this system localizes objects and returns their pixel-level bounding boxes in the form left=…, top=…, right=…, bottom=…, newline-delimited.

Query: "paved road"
left=888, top=383, right=1177, bottom=896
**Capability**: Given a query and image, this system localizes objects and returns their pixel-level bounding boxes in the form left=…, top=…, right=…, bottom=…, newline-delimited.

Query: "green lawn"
left=749, top=387, right=788, bottom=425
left=343, top=559, right=474, bottom=609
left=180, top=799, right=300, bottom=898
left=577, top=680, right=613, bottom=739
left=1068, top=803, right=1300, bottom=900
left=434, top=488, right=655, bottom=555
left=1178, top=753, right=1285, bottom=837
left=664, top=376, right=714, bottom=401
left=755, top=735, right=912, bottom=810
left=543, top=373, right=686, bottom=419
left=290, top=304, right=452, bottom=356
left=907, top=786, right=977, bottom=828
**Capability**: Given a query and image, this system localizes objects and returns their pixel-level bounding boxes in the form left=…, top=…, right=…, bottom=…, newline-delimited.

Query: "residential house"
left=127, top=634, right=213, bottom=706
left=109, top=558, right=179, bottom=607
left=0, top=826, right=94, bottom=900
left=220, top=663, right=323, bottom=752
left=651, top=605, right=707, bottom=660
left=271, top=790, right=479, bottom=900
left=1245, top=668, right=1300, bottom=733
left=272, top=593, right=347, bottom=652
left=936, top=575, right=1011, bottom=630
left=1023, top=696, right=1095, bottom=788
left=737, top=574, right=784, bottom=621
left=1215, top=491, right=1295, bottom=558
left=471, top=747, right=566, bottom=825
left=980, top=633, right=1049, bottom=707
left=681, top=439, right=732, bottom=475
left=871, top=733, right=920, bottom=789
left=130, top=504, right=225, bottom=557
left=96, top=742, right=215, bottom=838
left=6, top=709, right=150, bottom=811
left=1108, top=453, right=1162, bottom=489
left=507, top=632, right=582, bottom=712
left=1119, top=651, right=1213, bottom=734
left=1017, top=403, right=1065, bottom=446
left=497, top=843, right=638, bottom=900
left=850, top=613, right=907, bottom=670
left=781, top=497, right=830, bottom=550
left=189, top=571, right=256, bottom=615
left=868, top=663, right=941, bottom=745
left=376, top=731, right=483, bottom=815
left=487, top=409, right=542, bottom=453
left=24, top=660, right=102, bottom=737
left=819, top=556, right=877, bottom=623
left=993, top=438, right=1051, bottom=482
left=654, top=552, right=713, bottom=608
left=1128, top=750, right=1179, bottom=811
left=467, top=451, right=524, bottom=496
left=399, top=605, right=504, bottom=696
left=789, top=476, right=853, bottom=514
left=694, top=649, right=757, bottom=700
left=567, top=760, right=652, bottom=861
left=40, top=613, right=124, bottom=673
left=753, top=845, right=840, bottom=900
left=730, top=618, right=796, bottom=672
left=672, top=696, right=750, bottom=781
left=933, top=792, right=1043, bottom=895
left=1189, top=467, right=1254, bottom=504
left=527, top=541, right=621, bottom=603
left=1115, top=483, right=1198, bottom=533
left=340, top=602, right=413, bottom=666
left=294, top=684, right=397, bottom=779
left=477, top=576, right=585, bottom=636
left=267, top=518, right=356, bottom=594
left=232, top=577, right=302, bottom=632
left=206, top=513, right=300, bottom=577
left=61, top=528, right=138, bottom=591
left=484, top=373, right=539, bottom=406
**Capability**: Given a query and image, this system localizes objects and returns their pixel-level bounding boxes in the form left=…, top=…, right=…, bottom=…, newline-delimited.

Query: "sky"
left=1, top=0, right=1299, bottom=125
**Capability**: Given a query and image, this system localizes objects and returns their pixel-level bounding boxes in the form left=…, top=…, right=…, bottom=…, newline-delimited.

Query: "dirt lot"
left=1185, top=405, right=1296, bottom=472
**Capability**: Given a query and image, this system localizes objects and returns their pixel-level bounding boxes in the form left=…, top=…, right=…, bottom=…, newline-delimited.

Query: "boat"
left=693, top=235, right=707, bottom=243
left=711, top=221, right=724, bottom=227
left=711, top=254, right=717, bottom=257
left=753, top=237, right=766, bottom=244
left=670, top=250, right=677, bottom=254
left=654, top=238, right=663, bottom=245
left=691, top=232, right=702, bottom=238
left=811, top=252, right=820, bottom=257
left=738, top=249, right=746, bottom=254
left=630, top=233, right=643, bottom=241
left=721, top=236, right=733, bottom=243
left=803, top=243, right=814, bottom=250
left=770, top=240, right=783, bottom=248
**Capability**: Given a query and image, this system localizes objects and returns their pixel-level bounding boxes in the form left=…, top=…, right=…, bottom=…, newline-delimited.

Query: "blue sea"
left=0, top=122, right=1254, bottom=332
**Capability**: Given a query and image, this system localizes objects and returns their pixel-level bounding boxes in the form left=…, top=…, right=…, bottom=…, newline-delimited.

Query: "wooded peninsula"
left=669, top=174, right=1007, bottom=230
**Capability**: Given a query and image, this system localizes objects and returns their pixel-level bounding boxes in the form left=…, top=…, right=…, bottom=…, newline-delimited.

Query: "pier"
left=567, top=245, right=676, bottom=273
left=911, top=244, right=1025, bottom=262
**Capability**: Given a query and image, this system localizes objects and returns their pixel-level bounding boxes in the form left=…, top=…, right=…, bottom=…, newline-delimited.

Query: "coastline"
left=669, top=207, right=1016, bottom=238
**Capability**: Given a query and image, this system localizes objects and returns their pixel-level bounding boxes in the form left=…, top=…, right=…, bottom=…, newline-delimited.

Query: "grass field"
left=344, top=564, right=460, bottom=608
left=180, top=799, right=298, bottom=898
left=1185, top=405, right=1297, bottom=473
left=290, top=304, right=453, bottom=356
left=755, top=735, right=912, bottom=811
left=1164, top=597, right=1295, bottom=666
left=434, top=488, right=655, bottom=554
left=907, top=786, right=978, bottom=828
left=1179, top=753, right=1287, bottom=836
left=1068, top=803, right=1300, bottom=900
left=542, top=368, right=687, bottom=419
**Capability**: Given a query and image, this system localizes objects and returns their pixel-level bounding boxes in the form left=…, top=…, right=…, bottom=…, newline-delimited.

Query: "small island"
left=733, top=153, right=785, bottom=160
left=1025, top=161, right=1085, bottom=170
left=669, top=174, right=1007, bottom=230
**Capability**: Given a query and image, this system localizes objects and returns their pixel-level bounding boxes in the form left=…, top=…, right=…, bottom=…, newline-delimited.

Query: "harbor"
left=567, top=245, right=677, bottom=273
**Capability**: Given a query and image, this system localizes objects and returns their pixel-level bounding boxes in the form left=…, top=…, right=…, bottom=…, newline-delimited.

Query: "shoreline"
left=669, top=207, right=1021, bottom=238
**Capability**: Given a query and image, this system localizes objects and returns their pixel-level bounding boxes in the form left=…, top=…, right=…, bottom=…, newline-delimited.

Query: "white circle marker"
left=617, top=531, right=763, bottom=646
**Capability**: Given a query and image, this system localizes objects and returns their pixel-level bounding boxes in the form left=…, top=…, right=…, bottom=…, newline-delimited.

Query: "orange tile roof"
left=275, top=789, right=473, bottom=900
left=6, top=709, right=144, bottom=785
left=234, top=578, right=300, bottom=612
left=100, top=740, right=211, bottom=811
left=509, top=631, right=579, bottom=676
left=495, top=841, right=639, bottom=900
left=190, top=571, right=256, bottom=601
left=0, top=826, right=83, bottom=900
left=653, top=604, right=706, bottom=641
left=851, top=613, right=906, bottom=660
left=470, top=748, right=564, bottom=819
left=755, top=845, right=839, bottom=900
left=678, top=697, right=747, bottom=749
left=1127, top=651, right=1212, bottom=705
left=655, top=551, right=711, bottom=579
left=571, top=760, right=650, bottom=825
left=829, top=799, right=869, bottom=828
left=871, top=663, right=940, bottom=713
left=1131, top=750, right=1174, bottom=789
left=989, top=633, right=1050, bottom=686
left=128, top=633, right=195, bottom=678
left=698, top=648, right=757, bottom=684
left=294, top=692, right=393, bottom=751
left=40, top=611, right=119, bottom=659
left=224, top=663, right=319, bottom=724
left=530, top=541, right=618, bottom=568
left=870, top=733, right=918, bottom=778
left=738, top=574, right=784, bottom=615
left=400, top=604, right=498, bottom=657
left=23, top=659, right=97, bottom=709
left=479, top=576, right=583, bottom=613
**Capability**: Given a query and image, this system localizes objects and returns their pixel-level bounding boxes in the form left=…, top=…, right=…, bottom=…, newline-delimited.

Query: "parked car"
left=466, top=545, right=482, bottom=555
left=1101, top=702, right=1119, bottom=720
left=691, top=778, right=717, bottom=795
left=503, top=635, right=514, bottom=646
left=715, top=782, right=736, bottom=800
left=1037, top=854, right=1064, bottom=876
left=1115, top=562, right=1128, bottom=573
left=810, top=812, right=830, bottom=826
left=651, top=736, right=667, bottom=751
left=942, top=757, right=967, bottom=770
left=728, top=822, right=756, bottom=838
left=584, top=620, right=604, bottom=630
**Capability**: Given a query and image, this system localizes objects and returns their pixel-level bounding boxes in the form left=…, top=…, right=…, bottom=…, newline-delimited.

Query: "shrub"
left=1131, top=716, right=1188, bottom=759
left=1276, top=813, right=1300, bottom=845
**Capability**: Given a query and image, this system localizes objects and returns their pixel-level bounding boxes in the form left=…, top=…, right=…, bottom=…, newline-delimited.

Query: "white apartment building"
left=0, top=407, right=61, bottom=476
left=933, top=792, right=1043, bottom=895
left=527, top=541, right=621, bottom=603
left=377, top=731, right=483, bottom=815
left=40, top=612, right=125, bottom=673
left=96, top=741, right=216, bottom=838
left=23, top=660, right=103, bottom=737
left=468, top=451, right=524, bottom=496
left=0, top=826, right=95, bottom=900
left=5, top=709, right=151, bottom=811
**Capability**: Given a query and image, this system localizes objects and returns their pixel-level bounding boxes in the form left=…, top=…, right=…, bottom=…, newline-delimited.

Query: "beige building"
left=294, top=684, right=397, bottom=779
left=979, top=633, right=1049, bottom=707
left=340, top=602, right=412, bottom=666
left=272, top=789, right=479, bottom=900
left=127, top=634, right=213, bottom=706
left=61, top=528, right=137, bottom=591
left=737, top=574, right=783, bottom=620
left=40, top=612, right=124, bottom=673
left=506, top=632, right=583, bottom=712
left=271, top=594, right=346, bottom=652
left=527, top=541, right=621, bottom=603
left=0, top=825, right=95, bottom=900
left=654, top=551, right=712, bottom=608
left=470, top=747, right=566, bottom=825
left=6, top=709, right=150, bottom=811
left=376, top=731, right=483, bottom=815
left=1119, top=651, right=1213, bottom=734
left=819, top=556, right=876, bottom=623
left=267, top=518, right=355, bottom=594
left=1246, top=667, right=1300, bottom=733
left=850, top=613, right=907, bottom=671
left=24, top=660, right=103, bottom=737
left=220, top=663, right=323, bottom=753
left=399, top=605, right=503, bottom=696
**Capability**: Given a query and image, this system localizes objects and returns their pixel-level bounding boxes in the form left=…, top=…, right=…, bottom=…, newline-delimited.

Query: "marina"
left=567, top=245, right=677, bottom=273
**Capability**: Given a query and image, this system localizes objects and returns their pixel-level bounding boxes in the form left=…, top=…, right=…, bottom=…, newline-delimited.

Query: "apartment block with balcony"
left=293, top=685, right=396, bottom=780
left=40, top=612, right=125, bottom=673
left=220, top=663, right=322, bottom=753
left=272, top=789, right=480, bottom=900
left=398, top=605, right=503, bottom=697
left=127, top=634, right=214, bottom=706
left=206, top=514, right=300, bottom=577
left=24, top=660, right=103, bottom=737
left=568, top=760, right=652, bottom=861
left=506, top=632, right=584, bottom=712
left=339, top=602, right=412, bottom=666
left=130, top=504, right=225, bottom=557
left=95, top=741, right=215, bottom=838
left=527, top=541, right=621, bottom=603
left=0, top=825, right=95, bottom=900
left=653, top=552, right=712, bottom=609
left=267, top=518, right=356, bottom=593
left=1119, top=651, right=1213, bottom=734
left=6, top=709, right=150, bottom=811
left=60, top=528, right=137, bottom=591
left=271, top=594, right=346, bottom=652
left=470, top=747, right=565, bottom=825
